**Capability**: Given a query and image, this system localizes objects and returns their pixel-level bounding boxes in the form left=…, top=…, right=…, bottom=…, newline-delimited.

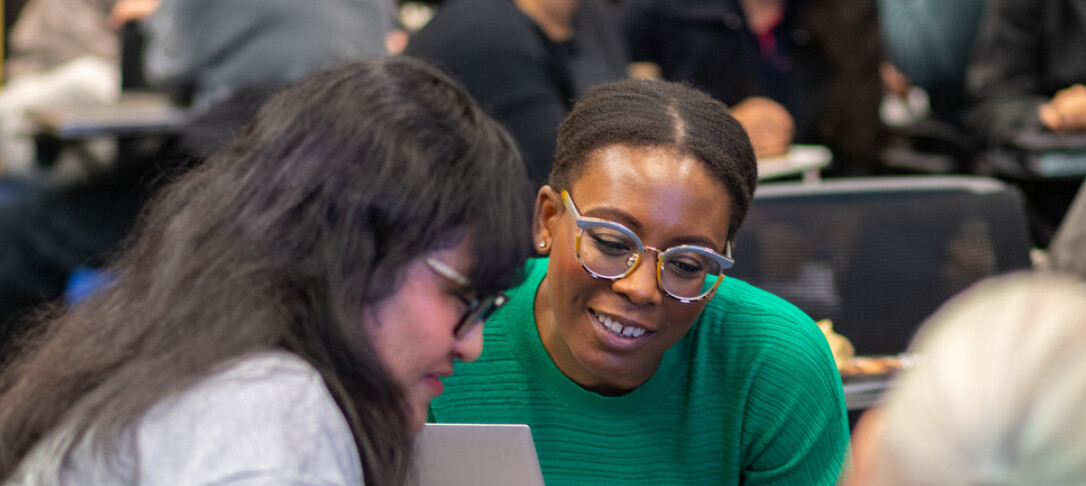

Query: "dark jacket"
left=966, top=0, right=1086, bottom=147
left=406, top=0, right=628, bottom=188
left=625, top=0, right=885, bottom=172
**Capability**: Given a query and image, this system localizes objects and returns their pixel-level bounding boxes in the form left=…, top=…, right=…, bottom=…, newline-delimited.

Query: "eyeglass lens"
left=580, top=227, right=723, bottom=299
left=453, top=294, right=507, bottom=338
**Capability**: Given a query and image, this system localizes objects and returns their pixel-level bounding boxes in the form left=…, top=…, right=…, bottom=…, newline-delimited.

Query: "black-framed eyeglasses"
left=562, top=190, right=734, bottom=303
left=425, top=258, right=508, bottom=338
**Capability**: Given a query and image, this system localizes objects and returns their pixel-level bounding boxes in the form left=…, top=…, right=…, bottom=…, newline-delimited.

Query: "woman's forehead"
left=569, top=145, right=731, bottom=245
left=572, top=145, right=725, bottom=197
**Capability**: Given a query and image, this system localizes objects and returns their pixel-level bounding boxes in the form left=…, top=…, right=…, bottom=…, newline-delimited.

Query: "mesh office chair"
left=729, top=176, right=1033, bottom=356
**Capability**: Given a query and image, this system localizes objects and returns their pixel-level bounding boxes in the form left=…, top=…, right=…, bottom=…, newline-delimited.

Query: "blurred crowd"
left=0, top=1, right=1083, bottom=485
left=0, top=0, right=1083, bottom=361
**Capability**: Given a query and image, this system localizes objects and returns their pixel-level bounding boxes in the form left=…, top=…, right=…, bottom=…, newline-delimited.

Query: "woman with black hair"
left=429, top=78, right=849, bottom=485
left=0, top=56, right=532, bottom=486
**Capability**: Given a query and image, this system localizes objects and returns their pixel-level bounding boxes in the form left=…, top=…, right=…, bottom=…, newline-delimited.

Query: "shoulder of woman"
left=703, top=277, right=815, bottom=327
left=145, top=352, right=333, bottom=422
left=694, top=279, right=833, bottom=365
left=133, top=352, right=362, bottom=484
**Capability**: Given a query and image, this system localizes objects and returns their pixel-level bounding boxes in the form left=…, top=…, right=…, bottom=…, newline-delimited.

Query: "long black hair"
left=0, top=56, right=532, bottom=485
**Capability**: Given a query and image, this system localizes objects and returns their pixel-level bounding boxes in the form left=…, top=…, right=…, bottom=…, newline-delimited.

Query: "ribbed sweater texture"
left=430, top=258, right=849, bottom=485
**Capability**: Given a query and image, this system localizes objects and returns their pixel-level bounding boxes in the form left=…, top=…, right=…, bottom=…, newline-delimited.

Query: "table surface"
left=840, top=353, right=913, bottom=411
left=757, top=145, right=833, bottom=182
left=27, top=100, right=835, bottom=179
left=26, top=91, right=188, bottom=140
left=843, top=377, right=892, bottom=411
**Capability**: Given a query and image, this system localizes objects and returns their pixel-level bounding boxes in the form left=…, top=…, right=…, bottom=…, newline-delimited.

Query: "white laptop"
left=412, top=423, right=546, bottom=486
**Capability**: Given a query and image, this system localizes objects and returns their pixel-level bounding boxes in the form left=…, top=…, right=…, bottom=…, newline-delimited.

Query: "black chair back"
left=730, top=176, right=1033, bottom=355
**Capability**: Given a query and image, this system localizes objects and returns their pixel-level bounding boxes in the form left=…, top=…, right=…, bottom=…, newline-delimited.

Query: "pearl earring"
left=538, top=241, right=547, bottom=248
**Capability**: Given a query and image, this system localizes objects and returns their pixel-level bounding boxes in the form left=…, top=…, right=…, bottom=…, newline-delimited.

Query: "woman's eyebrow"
left=580, top=206, right=724, bottom=251
left=434, top=275, right=475, bottom=303
left=580, top=206, right=643, bottom=232
left=663, top=235, right=725, bottom=252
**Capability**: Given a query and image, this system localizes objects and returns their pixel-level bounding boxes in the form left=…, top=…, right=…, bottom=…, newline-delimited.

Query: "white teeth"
left=592, top=311, right=648, bottom=338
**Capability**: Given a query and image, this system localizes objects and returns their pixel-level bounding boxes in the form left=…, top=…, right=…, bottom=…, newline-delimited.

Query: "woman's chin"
left=409, top=408, right=428, bottom=436
left=407, top=394, right=432, bottom=436
left=574, top=353, right=655, bottom=395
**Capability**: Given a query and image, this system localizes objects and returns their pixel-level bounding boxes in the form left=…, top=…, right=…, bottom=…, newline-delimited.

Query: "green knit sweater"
left=430, top=258, right=848, bottom=485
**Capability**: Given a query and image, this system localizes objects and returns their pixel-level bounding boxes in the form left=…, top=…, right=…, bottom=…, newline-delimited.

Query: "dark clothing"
left=965, top=0, right=1086, bottom=247
left=405, top=0, right=628, bottom=188
left=626, top=0, right=827, bottom=144
left=144, top=0, right=391, bottom=113
left=966, top=0, right=1086, bottom=147
left=624, top=0, right=885, bottom=172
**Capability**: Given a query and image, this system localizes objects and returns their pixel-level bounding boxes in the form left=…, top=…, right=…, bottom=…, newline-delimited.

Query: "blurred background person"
left=874, top=0, right=987, bottom=176
left=843, top=272, right=1086, bottom=485
left=0, top=56, right=532, bottom=486
left=405, top=0, right=628, bottom=190
left=140, top=0, right=393, bottom=155
left=967, top=0, right=1086, bottom=145
left=876, top=0, right=987, bottom=124
left=0, top=0, right=392, bottom=360
left=0, top=0, right=156, bottom=180
left=965, top=0, right=1086, bottom=247
left=624, top=0, right=886, bottom=175
left=143, top=0, right=392, bottom=115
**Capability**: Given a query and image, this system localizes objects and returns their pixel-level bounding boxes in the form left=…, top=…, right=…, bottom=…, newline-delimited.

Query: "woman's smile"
left=588, top=307, right=654, bottom=349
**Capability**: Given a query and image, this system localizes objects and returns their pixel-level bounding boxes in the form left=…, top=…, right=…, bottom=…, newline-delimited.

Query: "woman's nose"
left=610, top=255, right=663, bottom=305
left=452, top=322, right=484, bottom=362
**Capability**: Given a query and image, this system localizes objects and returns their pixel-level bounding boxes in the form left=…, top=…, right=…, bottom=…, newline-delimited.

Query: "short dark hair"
left=0, top=56, right=532, bottom=486
left=550, top=78, right=757, bottom=241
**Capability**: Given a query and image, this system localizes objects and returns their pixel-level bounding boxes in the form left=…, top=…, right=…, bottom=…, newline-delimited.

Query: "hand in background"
left=109, top=0, right=161, bottom=30
left=1039, top=83, right=1086, bottom=132
left=627, top=62, right=662, bottom=80
left=731, top=96, right=795, bottom=158
left=880, top=62, right=911, bottom=99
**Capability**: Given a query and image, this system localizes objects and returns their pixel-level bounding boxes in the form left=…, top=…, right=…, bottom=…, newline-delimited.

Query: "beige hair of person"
left=865, top=272, right=1086, bottom=486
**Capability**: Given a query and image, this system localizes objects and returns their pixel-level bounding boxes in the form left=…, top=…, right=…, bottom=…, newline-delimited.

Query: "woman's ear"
left=533, top=185, right=561, bottom=256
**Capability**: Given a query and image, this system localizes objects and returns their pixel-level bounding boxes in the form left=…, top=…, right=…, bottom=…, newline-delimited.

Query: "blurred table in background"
left=840, top=354, right=914, bottom=411
left=757, top=144, right=832, bottom=184
left=844, top=379, right=892, bottom=411
left=25, top=91, right=187, bottom=171
left=27, top=91, right=186, bottom=140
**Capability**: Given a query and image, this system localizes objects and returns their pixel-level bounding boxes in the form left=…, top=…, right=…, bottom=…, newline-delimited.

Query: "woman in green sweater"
left=429, top=78, right=849, bottom=484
